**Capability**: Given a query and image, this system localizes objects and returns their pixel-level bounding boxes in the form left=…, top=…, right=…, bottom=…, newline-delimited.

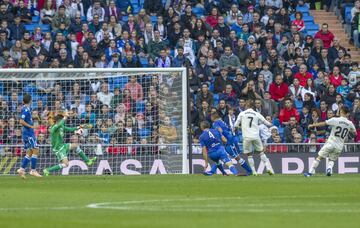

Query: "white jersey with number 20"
left=234, top=108, right=271, bottom=140
left=326, top=117, right=356, bottom=149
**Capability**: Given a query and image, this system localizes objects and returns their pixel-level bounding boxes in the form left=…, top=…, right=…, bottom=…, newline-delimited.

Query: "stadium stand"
left=0, top=0, right=360, bottom=155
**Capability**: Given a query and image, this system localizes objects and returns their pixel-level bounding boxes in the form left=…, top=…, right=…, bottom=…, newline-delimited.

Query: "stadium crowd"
left=1, top=0, right=360, bottom=155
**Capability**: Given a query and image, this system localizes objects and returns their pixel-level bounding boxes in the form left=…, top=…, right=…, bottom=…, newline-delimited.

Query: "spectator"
left=314, top=23, right=335, bottom=49
left=124, top=75, right=143, bottom=101
left=214, top=68, right=232, bottom=94
left=329, top=66, right=344, bottom=88
left=219, top=45, right=241, bottom=74
left=279, top=98, right=300, bottom=125
left=226, top=4, right=242, bottom=26
left=294, top=64, right=313, bottom=87
left=87, top=0, right=105, bottom=22
left=269, top=75, right=289, bottom=102
left=148, top=31, right=166, bottom=59
left=284, top=116, right=304, bottom=143
left=292, top=12, right=305, bottom=32
left=52, top=5, right=71, bottom=31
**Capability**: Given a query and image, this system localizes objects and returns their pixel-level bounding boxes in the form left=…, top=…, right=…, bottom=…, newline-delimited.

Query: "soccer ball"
left=75, top=128, right=84, bottom=135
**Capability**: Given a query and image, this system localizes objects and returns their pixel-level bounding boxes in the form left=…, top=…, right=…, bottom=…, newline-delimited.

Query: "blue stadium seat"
left=139, top=128, right=151, bottom=138
left=113, top=77, right=128, bottom=89
left=305, top=23, right=319, bottom=31
left=296, top=6, right=309, bottom=13
left=192, top=7, right=204, bottom=15
left=213, top=94, right=219, bottom=106
left=32, top=16, right=40, bottom=23
left=140, top=57, right=148, bottom=67
left=40, top=24, right=50, bottom=32
left=151, top=15, right=157, bottom=24
left=307, top=30, right=317, bottom=37
left=136, top=101, right=145, bottom=113
left=81, top=16, right=87, bottom=22
left=24, top=24, right=35, bottom=32
left=0, top=83, right=3, bottom=95
left=122, top=16, right=128, bottom=23
left=303, top=15, right=314, bottom=23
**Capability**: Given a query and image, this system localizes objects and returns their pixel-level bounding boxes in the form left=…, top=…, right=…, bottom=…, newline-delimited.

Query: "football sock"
left=239, top=158, right=252, bottom=175
left=310, top=158, right=321, bottom=174
left=260, top=152, right=272, bottom=172
left=328, top=160, right=335, bottom=170
left=47, top=164, right=66, bottom=172
left=217, top=163, right=227, bottom=175
left=209, top=164, right=217, bottom=174
left=21, top=155, right=30, bottom=170
left=76, top=147, right=89, bottom=162
left=247, top=156, right=257, bottom=174
left=228, top=165, right=238, bottom=175
left=31, top=154, right=38, bottom=170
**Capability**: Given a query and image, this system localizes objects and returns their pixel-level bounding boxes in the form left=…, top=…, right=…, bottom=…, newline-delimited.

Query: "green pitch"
left=0, top=175, right=359, bottom=228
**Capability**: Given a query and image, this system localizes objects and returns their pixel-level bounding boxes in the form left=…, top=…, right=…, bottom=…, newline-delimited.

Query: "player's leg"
left=326, top=149, right=341, bottom=176
left=69, top=143, right=97, bottom=165
left=226, top=138, right=252, bottom=175
left=204, top=152, right=227, bottom=176
left=43, top=144, right=70, bottom=176
left=243, top=140, right=257, bottom=175
left=220, top=150, right=238, bottom=175
left=17, top=138, right=33, bottom=178
left=305, top=144, right=329, bottom=177
left=27, top=137, right=42, bottom=177
left=254, top=139, right=274, bottom=175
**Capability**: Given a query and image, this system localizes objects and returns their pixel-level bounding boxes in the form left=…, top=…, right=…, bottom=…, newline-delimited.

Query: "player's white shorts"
left=243, top=138, right=264, bottom=154
left=318, top=143, right=343, bottom=161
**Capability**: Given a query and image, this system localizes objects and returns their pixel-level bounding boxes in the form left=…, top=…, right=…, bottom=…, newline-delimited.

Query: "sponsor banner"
left=1, top=153, right=359, bottom=175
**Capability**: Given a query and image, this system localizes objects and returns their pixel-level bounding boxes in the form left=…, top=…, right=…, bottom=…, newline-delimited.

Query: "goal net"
left=0, top=68, right=188, bottom=175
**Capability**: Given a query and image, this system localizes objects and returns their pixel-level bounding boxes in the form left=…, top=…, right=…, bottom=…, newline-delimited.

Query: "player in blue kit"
left=17, top=94, right=42, bottom=178
left=199, top=121, right=239, bottom=176
left=205, top=112, right=252, bottom=175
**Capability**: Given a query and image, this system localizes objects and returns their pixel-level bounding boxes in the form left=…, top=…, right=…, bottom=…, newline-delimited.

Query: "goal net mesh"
left=0, top=69, right=187, bottom=175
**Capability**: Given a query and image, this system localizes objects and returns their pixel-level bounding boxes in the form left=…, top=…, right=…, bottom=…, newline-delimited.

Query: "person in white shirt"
left=305, top=106, right=357, bottom=177
left=235, top=100, right=273, bottom=175
left=97, top=82, right=114, bottom=106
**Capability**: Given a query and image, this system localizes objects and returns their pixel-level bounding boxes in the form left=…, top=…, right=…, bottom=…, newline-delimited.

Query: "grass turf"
left=0, top=174, right=359, bottom=228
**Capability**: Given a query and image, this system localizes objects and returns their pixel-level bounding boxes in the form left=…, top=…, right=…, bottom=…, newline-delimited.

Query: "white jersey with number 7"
left=234, top=108, right=271, bottom=140
left=326, top=117, right=356, bottom=149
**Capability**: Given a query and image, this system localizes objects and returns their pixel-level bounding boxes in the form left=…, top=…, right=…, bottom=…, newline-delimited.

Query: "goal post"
left=0, top=68, right=189, bottom=175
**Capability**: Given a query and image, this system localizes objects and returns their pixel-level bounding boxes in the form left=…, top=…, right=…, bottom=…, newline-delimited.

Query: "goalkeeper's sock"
left=328, top=160, right=335, bottom=171
left=217, top=163, right=227, bottom=175
left=30, top=155, right=38, bottom=170
left=239, top=158, right=252, bottom=175
left=309, top=158, right=321, bottom=174
left=76, top=147, right=89, bottom=163
left=228, top=165, right=238, bottom=175
left=47, top=164, right=65, bottom=172
left=21, top=155, right=30, bottom=170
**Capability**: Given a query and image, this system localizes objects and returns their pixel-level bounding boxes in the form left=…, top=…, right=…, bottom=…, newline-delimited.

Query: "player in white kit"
left=234, top=100, right=274, bottom=176
left=304, top=106, right=357, bottom=177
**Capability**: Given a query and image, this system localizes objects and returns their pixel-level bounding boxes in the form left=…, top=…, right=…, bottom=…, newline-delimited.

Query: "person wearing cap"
left=243, top=5, right=254, bottom=24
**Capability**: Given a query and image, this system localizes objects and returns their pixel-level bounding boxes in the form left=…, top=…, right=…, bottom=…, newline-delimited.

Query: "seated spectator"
left=292, top=12, right=305, bottom=32
left=226, top=4, right=242, bottom=26
left=268, top=134, right=288, bottom=153
left=159, top=116, right=177, bottom=143
left=322, top=84, right=338, bottom=107
left=80, top=103, right=97, bottom=127
left=148, top=30, right=166, bottom=59
left=314, top=23, right=334, bottom=49
left=279, top=98, right=300, bottom=125
left=284, top=116, right=304, bottom=143
left=214, top=68, right=232, bottom=94
left=269, top=75, right=289, bottom=102
left=220, top=84, right=237, bottom=108
left=294, top=64, right=313, bottom=87
left=124, top=75, right=143, bottom=101
left=52, top=5, right=71, bottom=31
left=122, top=88, right=136, bottom=114
left=288, top=133, right=305, bottom=153
left=329, top=66, right=344, bottom=88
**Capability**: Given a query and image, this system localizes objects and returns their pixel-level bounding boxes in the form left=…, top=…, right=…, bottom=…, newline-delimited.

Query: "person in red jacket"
left=206, top=7, right=220, bottom=28
left=292, top=12, right=305, bottom=31
left=279, top=98, right=300, bottom=125
left=314, top=23, right=334, bottom=49
left=269, top=75, right=289, bottom=102
left=294, top=64, right=313, bottom=87
left=329, top=66, right=343, bottom=88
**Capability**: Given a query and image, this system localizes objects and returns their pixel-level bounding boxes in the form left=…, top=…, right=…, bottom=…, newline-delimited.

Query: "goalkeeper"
left=43, top=111, right=97, bottom=176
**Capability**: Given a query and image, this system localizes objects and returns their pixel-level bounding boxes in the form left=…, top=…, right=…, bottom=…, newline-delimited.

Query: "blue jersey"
left=20, top=106, right=35, bottom=139
left=199, top=129, right=224, bottom=154
left=212, top=119, right=233, bottom=140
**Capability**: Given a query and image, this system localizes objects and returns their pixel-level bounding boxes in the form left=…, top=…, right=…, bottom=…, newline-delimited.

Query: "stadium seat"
left=122, top=16, right=128, bottom=23
left=112, top=77, right=128, bottom=90
left=151, top=15, right=157, bottom=24
left=32, top=16, right=40, bottom=23
left=81, top=16, right=87, bottom=22
left=139, top=128, right=151, bottom=138
left=213, top=94, right=219, bottom=106
left=192, top=7, right=204, bottom=15
left=303, top=15, right=314, bottom=23
left=140, top=57, right=148, bottom=67
left=305, top=23, right=319, bottom=31
left=136, top=101, right=145, bottom=113
left=24, top=24, right=35, bottom=32
left=296, top=6, right=310, bottom=13
left=307, top=30, right=317, bottom=37
left=0, top=83, right=4, bottom=95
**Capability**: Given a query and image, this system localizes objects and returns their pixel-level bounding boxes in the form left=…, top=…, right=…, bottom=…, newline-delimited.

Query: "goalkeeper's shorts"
left=53, top=143, right=70, bottom=161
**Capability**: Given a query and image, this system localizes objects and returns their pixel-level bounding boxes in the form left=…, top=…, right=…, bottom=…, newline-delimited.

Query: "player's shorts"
left=225, top=136, right=240, bottom=158
left=23, top=136, right=38, bottom=151
left=318, top=143, right=343, bottom=161
left=243, top=138, right=264, bottom=154
left=53, top=143, right=70, bottom=161
left=209, top=147, right=232, bottom=164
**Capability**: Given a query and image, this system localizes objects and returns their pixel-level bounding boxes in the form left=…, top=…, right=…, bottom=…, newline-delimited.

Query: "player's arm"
left=202, top=146, right=209, bottom=169
left=308, top=122, right=327, bottom=129
left=64, top=125, right=80, bottom=132
left=19, top=119, right=36, bottom=129
left=257, top=112, right=272, bottom=127
left=234, top=113, right=242, bottom=128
